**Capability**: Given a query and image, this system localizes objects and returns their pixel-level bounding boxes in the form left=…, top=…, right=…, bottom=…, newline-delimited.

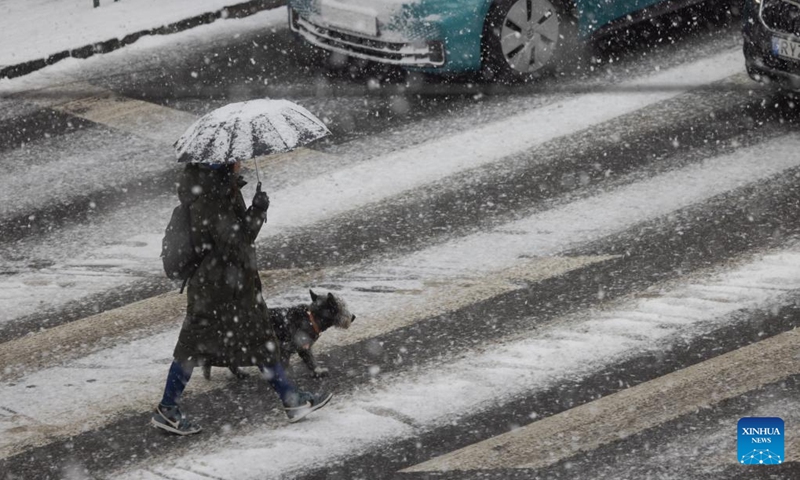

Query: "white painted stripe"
left=112, top=245, right=800, bottom=480
left=263, top=49, right=745, bottom=233
left=52, top=91, right=196, bottom=145
left=331, top=134, right=800, bottom=287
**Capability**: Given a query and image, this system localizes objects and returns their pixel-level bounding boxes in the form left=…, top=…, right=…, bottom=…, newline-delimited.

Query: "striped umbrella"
left=174, top=99, right=330, bottom=181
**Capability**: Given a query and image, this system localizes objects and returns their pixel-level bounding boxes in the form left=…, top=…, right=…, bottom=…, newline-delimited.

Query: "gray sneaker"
left=150, top=403, right=202, bottom=436
left=283, top=391, right=333, bottom=423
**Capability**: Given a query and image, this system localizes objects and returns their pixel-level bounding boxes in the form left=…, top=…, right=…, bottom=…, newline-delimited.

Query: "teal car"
left=288, top=0, right=707, bottom=80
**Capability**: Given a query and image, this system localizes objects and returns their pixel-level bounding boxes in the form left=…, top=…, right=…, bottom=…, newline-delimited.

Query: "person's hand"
left=252, top=183, right=270, bottom=211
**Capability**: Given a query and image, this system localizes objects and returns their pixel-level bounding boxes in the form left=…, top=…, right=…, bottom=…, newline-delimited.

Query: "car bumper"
left=287, top=0, right=488, bottom=73
left=743, top=0, right=800, bottom=88
left=289, top=7, right=446, bottom=68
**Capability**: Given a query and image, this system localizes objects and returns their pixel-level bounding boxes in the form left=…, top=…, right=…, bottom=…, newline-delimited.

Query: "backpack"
left=161, top=202, right=204, bottom=292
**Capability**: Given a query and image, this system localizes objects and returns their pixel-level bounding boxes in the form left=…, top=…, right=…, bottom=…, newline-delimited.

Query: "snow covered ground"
left=3, top=130, right=800, bottom=461
left=0, top=7, right=290, bottom=323
left=113, top=245, right=800, bottom=479
left=0, top=43, right=746, bottom=323
left=0, top=0, right=263, bottom=68
left=3, top=4, right=797, bottom=477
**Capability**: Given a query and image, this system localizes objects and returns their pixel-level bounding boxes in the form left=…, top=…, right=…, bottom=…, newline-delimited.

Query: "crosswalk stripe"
left=262, top=50, right=745, bottom=234
left=0, top=290, right=181, bottom=380
left=9, top=75, right=334, bottom=168
left=320, top=255, right=618, bottom=350
left=401, top=328, right=800, bottom=473
left=0, top=268, right=313, bottom=382
left=52, top=89, right=196, bottom=145
left=46, top=86, right=331, bottom=164
left=9, top=78, right=110, bottom=108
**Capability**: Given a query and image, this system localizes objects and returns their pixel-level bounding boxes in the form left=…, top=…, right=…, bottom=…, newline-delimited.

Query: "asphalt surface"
left=5, top=116, right=800, bottom=477
left=2, top=5, right=799, bottom=480
left=0, top=18, right=782, bottom=342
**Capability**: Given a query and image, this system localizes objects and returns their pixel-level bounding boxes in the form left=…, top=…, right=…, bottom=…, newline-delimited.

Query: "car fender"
left=404, top=0, right=493, bottom=72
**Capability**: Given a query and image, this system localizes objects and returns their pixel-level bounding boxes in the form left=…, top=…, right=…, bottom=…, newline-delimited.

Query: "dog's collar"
left=306, top=311, right=321, bottom=336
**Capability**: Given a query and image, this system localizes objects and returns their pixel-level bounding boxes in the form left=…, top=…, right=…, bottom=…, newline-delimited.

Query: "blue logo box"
left=738, top=417, right=784, bottom=465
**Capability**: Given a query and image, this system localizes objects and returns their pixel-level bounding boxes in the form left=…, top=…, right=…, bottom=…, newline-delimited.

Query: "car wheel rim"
left=500, top=0, right=560, bottom=74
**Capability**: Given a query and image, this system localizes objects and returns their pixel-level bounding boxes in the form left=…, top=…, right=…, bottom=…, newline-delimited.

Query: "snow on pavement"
left=3, top=135, right=800, bottom=459
left=113, top=246, right=800, bottom=480
left=0, top=6, right=289, bottom=220
left=263, top=48, right=745, bottom=233
left=321, top=133, right=800, bottom=346
left=0, top=0, right=263, bottom=68
left=0, top=47, right=745, bottom=322
left=580, top=398, right=800, bottom=477
left=0, top=6, right=289, bottom=95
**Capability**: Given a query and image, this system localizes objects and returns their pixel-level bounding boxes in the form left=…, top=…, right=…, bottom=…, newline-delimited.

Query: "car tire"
left=481, top=0, right=578, bottom=83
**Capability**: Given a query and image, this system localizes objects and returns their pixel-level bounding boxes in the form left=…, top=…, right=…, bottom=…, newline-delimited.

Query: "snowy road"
left=2, top=5, right=800, bottom=479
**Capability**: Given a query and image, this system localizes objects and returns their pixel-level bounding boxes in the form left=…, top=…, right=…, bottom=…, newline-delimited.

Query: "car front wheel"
left=482, top=0, right=576, bottom=82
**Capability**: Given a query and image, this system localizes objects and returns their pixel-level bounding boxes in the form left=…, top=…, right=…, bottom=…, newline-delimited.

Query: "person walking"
left=152, top=161, right=332, bottom=436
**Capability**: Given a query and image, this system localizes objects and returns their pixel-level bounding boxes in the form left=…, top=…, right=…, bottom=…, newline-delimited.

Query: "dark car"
left=743, top=0, right=800, bottom=89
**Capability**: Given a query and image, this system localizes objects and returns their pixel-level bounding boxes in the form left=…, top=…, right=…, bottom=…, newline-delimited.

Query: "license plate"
left=773, top=37, right=800, bottom=62
left=319, top=0, right=378, bottom=36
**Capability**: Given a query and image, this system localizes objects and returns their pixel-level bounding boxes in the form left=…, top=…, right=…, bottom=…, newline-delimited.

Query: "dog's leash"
left=306, top=311, right=321, bottom=336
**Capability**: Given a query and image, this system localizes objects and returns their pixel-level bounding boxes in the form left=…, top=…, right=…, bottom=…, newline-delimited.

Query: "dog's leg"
left=299, top=347, right=328, bottom=378
left=202, top=364, right=212, bottom=380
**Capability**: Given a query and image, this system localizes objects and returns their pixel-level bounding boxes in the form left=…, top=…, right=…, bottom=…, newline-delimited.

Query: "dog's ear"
left=327, top=292, right=338, bottom=309
left=310, top=289, right=318, bottom=302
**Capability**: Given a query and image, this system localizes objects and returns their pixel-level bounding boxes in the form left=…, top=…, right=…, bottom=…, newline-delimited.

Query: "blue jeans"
left=160, top=360, right=296, bottom=407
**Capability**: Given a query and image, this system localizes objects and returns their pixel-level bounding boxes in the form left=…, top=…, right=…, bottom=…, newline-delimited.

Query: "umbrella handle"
left=254, top=156, right=262, bottom=186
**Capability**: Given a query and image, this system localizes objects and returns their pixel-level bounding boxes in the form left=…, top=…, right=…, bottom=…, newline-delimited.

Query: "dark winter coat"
left=172, top=164, right=279, bottom=368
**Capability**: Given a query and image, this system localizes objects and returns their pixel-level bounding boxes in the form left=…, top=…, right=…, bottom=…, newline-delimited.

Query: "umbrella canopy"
left=174, top=99, right=330, bottom=165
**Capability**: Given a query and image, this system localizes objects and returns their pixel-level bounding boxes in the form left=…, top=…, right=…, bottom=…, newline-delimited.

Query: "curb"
left=0, top=0, right=286, bottom=80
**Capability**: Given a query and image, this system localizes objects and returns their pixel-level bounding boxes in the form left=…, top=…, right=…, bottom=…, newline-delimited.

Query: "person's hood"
left=178, top=165, right=245, bottom=204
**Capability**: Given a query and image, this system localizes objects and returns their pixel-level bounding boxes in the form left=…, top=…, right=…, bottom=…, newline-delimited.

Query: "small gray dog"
left=202, top=290, right=355, bottom=380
